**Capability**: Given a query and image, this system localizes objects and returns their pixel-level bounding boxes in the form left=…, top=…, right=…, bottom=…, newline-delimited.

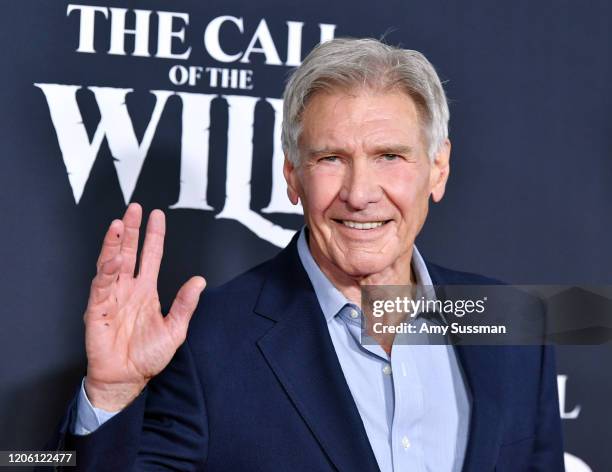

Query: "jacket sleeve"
left=530, top=344, right=565, bottom=471
left=48, top=340, right=208, bottom=471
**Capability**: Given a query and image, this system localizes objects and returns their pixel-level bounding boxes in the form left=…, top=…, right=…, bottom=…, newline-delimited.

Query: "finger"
left=96, top=219, right=124, bottom=272
left=89, top=253, right=123, bottom=308
left=138, top=209, right=166, bottom=282
left=165, top=276, right=206, bottom=345
left=120, top=203, right=142, bottom=277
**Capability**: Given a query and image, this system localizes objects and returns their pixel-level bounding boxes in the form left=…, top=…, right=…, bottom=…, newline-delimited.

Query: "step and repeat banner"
left=1, top=1, right=610, bottom=470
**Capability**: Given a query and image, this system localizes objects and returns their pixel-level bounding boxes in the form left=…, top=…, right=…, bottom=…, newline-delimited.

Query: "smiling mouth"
left=333, top=219, right=392, bottom=230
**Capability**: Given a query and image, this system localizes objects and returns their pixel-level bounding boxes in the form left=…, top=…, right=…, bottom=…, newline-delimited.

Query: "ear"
left=283, top=156, right=301, bottom=205
left=430, top=139, right=451, bottom=203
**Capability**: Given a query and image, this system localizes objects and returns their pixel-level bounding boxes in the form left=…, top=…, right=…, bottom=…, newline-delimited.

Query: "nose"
left=339, top=160, right=383, bottom=210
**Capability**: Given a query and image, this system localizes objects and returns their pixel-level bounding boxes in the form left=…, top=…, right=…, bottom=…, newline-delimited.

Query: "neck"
left=307, top=236, right=416, bottom=307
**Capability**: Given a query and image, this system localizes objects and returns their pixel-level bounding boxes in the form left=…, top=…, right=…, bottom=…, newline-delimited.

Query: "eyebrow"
left=307, top=144, right=415, bottom=157
left=370, top=144, right=414, bottom=155
left=307, top=147, right=345, bottom=157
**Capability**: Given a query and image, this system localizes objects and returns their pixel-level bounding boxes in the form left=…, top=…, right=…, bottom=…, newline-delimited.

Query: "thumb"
left=165, top=276, right=206, bottom=345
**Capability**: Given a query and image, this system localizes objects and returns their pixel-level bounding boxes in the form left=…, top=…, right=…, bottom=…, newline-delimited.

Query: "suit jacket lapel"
left=454, top=345, right=505, bottom=471
left=427, top=262, right=505, bottom=471
left=254, top=234, right=380, bottom=472
left=252, top=240, right=506, bottom=471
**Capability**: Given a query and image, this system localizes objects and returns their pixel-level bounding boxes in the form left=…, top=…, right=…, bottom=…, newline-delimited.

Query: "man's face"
left=284, top=88, right=450, bottom=281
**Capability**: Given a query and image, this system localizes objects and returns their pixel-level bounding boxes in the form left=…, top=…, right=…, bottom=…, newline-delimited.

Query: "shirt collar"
left=296, top=227, right=435, bottom=323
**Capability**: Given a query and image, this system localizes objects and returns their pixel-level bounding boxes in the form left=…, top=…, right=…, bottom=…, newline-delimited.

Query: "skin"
left=284, top=88, right=451, bottom=351
left=84, top=204, right=205, bottom=411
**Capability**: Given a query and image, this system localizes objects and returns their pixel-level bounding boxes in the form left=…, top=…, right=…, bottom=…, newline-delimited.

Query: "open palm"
left=83, top=203, right=205, bottom=410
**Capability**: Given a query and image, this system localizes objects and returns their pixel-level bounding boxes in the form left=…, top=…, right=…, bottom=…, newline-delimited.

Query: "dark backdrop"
left=0, top=1, right=610, bottom=470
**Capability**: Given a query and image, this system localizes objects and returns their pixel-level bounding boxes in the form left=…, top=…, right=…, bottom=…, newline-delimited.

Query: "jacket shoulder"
left=199, top=255, right=276, bottom=310
left=425, top=261, right=504, bottom=285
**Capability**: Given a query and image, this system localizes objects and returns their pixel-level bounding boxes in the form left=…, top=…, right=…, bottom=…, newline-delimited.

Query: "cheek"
left=301, top=170, right=343, bottom=217
left=383, top=167, right=431, bottom=219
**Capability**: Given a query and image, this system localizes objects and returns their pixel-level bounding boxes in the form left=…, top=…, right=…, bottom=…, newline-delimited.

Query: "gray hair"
left=281, top=38, right=449, bottom=165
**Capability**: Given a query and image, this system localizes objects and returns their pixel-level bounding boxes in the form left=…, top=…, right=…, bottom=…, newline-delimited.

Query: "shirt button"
left=350, top=309, right=359, bottom=319
left=382, top=365, right=392, bottom=375
left=402, top=436, right=411, bottom=449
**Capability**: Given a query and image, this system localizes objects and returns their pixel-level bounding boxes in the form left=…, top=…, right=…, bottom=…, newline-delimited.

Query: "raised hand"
left=83, top=203, right=206, bottom=411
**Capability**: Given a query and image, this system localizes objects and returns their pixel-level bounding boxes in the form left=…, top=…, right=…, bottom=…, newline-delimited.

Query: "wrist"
left=84, top=377, right=146, bottom=412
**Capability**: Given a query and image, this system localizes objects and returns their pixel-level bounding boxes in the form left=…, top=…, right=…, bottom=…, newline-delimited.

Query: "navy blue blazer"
left=49, top=233, right=564, bottom=471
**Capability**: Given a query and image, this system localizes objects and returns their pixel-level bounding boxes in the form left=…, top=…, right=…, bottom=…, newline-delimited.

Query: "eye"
left=381, top=154, right=401, bottom=161
left=319, top=155, right=339, bottom=163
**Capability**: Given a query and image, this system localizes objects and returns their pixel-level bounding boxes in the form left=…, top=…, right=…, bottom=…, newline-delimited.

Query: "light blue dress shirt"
left=296, top=229, right=471, bottom=472
left=74, top=228, right=471, bottom=472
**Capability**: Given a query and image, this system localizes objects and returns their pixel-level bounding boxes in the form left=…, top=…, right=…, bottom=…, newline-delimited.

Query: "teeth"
left=342, top=220, right=385, bottom=230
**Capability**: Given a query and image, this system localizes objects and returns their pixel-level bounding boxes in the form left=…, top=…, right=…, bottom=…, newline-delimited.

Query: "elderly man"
left=49, top=38, right=563, bottom=471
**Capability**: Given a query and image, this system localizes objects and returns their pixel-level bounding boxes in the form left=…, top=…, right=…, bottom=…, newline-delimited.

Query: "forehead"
left=299, top=88, right=424, bottom=151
